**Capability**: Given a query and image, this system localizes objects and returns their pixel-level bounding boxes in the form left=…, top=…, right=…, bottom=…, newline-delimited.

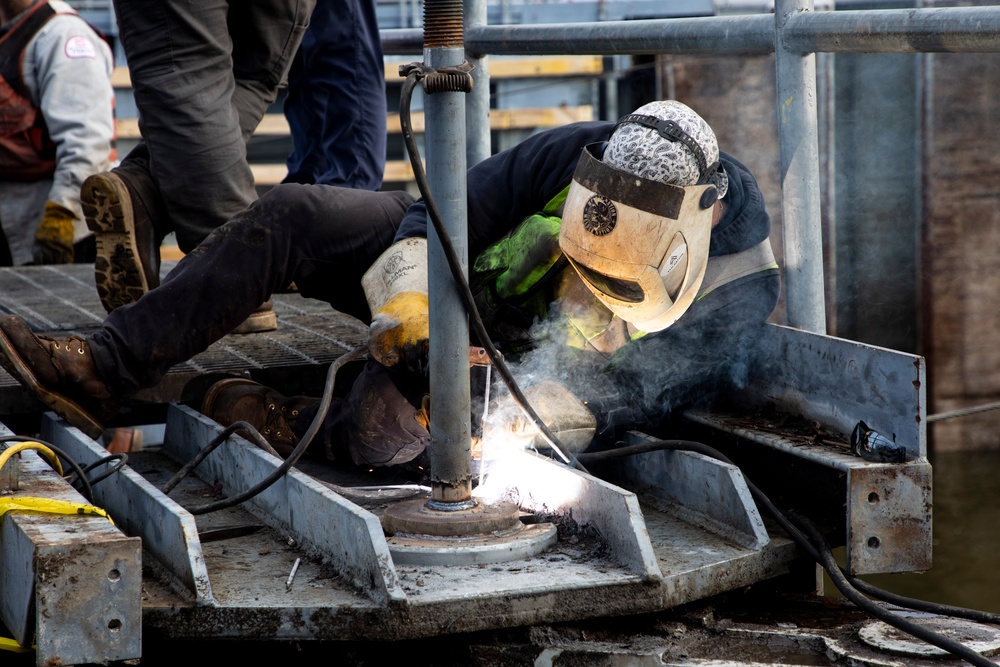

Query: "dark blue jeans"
left=113, top=0, right=314, bottom=251
left=282, top=0, right=387, bottom=190
left=88, top=184, right=415, bottom=395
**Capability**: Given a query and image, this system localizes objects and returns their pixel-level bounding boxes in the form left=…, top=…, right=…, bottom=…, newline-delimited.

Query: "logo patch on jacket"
left=64, top=35, right=97, bottom=59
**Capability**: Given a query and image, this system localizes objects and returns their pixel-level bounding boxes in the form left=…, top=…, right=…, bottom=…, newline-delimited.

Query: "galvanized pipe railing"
left=775, top=0, right=825, bottom=333
left=386, top=6, right=1000, bottom=56
left=383, top=4, right=1000, bottom=333
left=464, top=0, right=491, bottom=167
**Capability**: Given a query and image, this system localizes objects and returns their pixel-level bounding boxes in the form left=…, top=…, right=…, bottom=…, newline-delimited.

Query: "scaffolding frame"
left=382, top=0, right=1000, bottom=335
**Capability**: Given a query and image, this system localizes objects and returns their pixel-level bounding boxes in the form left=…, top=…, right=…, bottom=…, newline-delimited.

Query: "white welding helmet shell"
left=604, top=100, right=728, bottom=199
left=559, top=142, right=718, bottom=333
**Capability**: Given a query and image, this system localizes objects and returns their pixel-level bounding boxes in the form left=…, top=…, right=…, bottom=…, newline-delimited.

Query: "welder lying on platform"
left=0, top=100, right=780, bottom=467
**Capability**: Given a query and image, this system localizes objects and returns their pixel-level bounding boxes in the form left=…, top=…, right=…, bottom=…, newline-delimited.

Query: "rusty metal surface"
left=683, top=409, right=932, bottom=576
left=0, top=423, right=141, bottom=664
left=0, top=263, right=368, bottom=413
left=671, top=324, right=934, bottom=576
left=740, top=324, right=926, bottom=461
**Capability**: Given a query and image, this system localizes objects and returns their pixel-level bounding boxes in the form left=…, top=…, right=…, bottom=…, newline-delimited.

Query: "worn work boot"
left=82, top=170, right=163, bottom=313
left=0, top=316, right=119, bottom=440
left=201, top=378, right=317, bottom=457
left=231, top=299, right=278, bottom=335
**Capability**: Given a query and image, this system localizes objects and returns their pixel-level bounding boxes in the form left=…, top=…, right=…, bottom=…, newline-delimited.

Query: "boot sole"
left=231, top=307, right=278, bottom=335
left=82, top=173, right=150, bottom=314
left=0, top=331, right=105, bottom=440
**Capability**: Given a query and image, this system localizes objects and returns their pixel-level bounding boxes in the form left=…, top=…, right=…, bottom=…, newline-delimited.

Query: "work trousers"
left=112, top=0, right=314, bottom=252
left=88, top=184, right=415, bottom=396
left=282, top=0, right=387, bottom=189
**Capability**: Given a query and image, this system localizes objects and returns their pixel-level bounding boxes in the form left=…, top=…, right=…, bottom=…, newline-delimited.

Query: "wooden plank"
left=250, top=160, right=415, bottom=186
left=385, top=55, right=603, bottom=80
left=483, top=55, right=604, bottom=78
left=385, top=104, right=592, bottom=134
left=111, top=56, right=603, bottom=90
left=118, top=106, right=594, bottom=140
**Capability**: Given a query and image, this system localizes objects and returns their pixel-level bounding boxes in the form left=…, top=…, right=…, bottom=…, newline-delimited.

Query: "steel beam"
left=683, top=324, right=931, bottom=575
left=39, top=415, right=215, bottom=603
left=0, top=426, right=141, bottom=664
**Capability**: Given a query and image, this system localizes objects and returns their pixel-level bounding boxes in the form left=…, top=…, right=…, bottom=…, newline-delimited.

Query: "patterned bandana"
left=603, top=100, right=729, bottom=200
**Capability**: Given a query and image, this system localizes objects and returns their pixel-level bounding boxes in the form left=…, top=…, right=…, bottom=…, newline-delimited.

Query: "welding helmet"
left=559, top=101, right=726, bottom=332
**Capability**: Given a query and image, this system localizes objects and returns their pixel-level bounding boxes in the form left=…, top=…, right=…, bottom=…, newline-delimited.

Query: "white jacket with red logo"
left=0, top=0, right=114, bottom=264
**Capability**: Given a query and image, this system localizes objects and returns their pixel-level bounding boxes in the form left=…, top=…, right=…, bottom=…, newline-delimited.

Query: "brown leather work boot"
left=0, top=316, right=119, bottom=440
left=82, top=170, right=163, bottom=313
left=201, top=378, right=317, bottom=457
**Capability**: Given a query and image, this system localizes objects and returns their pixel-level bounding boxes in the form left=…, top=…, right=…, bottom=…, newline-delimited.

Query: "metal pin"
left=285, top=557, right=301, bottom=591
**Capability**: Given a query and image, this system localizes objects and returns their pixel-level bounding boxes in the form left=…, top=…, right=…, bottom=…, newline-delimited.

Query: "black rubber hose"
left=77, top=453, right=128, bottom=487
left=849, top=578, right=1000, bottom=626
left=580, top=439, right=1000, bottom=666
left=161, top=420, right=280, bottom=495
left=179, top=345, right=368, bottom=515
left=398, top=72, right=586, bottom=473
left=792, top=513, right=999, bottom=667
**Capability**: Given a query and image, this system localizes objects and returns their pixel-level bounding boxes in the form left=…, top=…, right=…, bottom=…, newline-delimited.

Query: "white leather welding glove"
left=486, top=380, right=597, bottom=456
left=362, top=238, right=429, bottom=372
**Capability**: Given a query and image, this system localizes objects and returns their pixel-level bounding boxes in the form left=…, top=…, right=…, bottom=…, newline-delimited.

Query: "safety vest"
left=471, top=185, right=779, bottom=359
left=0, top=2, right=60, bottom=180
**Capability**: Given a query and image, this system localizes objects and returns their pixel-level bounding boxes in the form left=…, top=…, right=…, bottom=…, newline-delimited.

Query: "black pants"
left=88, top=184, right=415, bottom=396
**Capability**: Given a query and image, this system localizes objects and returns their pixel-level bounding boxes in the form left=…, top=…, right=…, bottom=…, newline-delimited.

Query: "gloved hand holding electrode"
left=362, top=238, right=430, bottom=373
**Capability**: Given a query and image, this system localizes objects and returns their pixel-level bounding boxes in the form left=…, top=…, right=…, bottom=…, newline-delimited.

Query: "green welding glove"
left=362, top=238, right=430, bottom=372
left=33, top=201, right=75, bottom=265
left=484, top=380, right=597, bottom=456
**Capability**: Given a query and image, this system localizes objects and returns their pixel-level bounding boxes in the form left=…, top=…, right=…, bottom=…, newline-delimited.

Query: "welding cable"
left=73, top=453, right=128, bottom=488
left=179, top=344, right=368, bottom=515
left=160, top=420, right=281, bottom=495
left=581, top=440, right=1000, bottom=666
left=398, top=70, right=585, bottom=474
left=0, top=439, right=63, bottom=475
left=0, top=436, right=93, bottom=502
left=790, top=513, right=999, bottom=667
left=583, top=440, right=1000, bottom=626
left=847, top=578, right=1000, bottom=625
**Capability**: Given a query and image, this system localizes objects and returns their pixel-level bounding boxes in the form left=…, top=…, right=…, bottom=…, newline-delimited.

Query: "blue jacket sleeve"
left=393, top=121, right=615, bottom=257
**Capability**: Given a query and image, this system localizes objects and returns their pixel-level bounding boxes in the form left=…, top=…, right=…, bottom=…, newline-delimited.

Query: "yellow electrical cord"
left=0, top=441, right=64, bottom=476
left=0, top=497, right=113, bottom=524
left=0, top=443, right=113, bottom=654
left=0, top=636, right=33, bottom=653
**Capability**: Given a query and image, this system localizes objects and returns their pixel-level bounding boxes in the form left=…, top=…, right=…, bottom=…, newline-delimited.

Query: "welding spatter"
left=850, top=421, right=908, bottom=463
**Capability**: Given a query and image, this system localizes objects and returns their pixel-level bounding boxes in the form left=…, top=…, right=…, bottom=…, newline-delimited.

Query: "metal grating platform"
left=0, top=263, right=367, bottom=415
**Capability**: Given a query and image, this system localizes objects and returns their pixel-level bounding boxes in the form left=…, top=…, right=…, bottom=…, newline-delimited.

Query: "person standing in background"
left=81, top=0, right=315, bottom=331
left=0, top=0, right=115, bottom=266
left=282, top=0, right=387, bottom=190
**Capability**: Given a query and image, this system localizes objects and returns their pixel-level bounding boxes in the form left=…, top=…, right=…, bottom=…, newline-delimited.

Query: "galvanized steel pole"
left=465, top=0, right=491, bottom=167
left=424, top=0, right=473, bottom=504
left=775, top=0, right=827, bottom=333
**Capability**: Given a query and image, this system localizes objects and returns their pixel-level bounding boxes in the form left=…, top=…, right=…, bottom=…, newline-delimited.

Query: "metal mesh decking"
left=0, top=264, right=367, bottom=414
